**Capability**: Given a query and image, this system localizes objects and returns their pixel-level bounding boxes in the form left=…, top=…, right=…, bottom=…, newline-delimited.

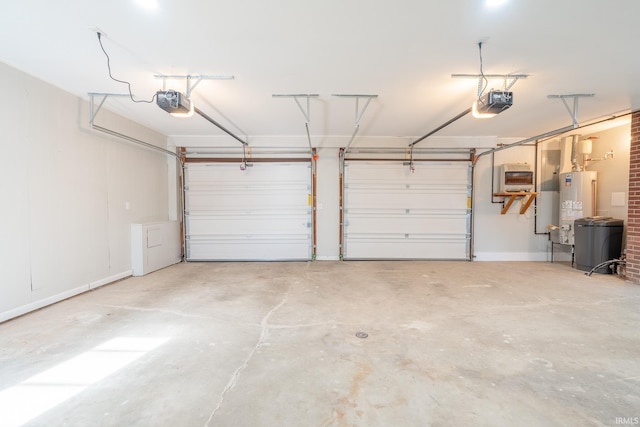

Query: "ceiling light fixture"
left=472, top=100, right=496, bottom=118
left=486, top=0, right=508, bottom=7
left=136, top=0, right=159, bottom=11
left=171, top=104, right=195, bottom=118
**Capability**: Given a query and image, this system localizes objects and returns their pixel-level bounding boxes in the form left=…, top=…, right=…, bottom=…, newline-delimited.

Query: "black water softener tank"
left=574, top=217, right=624, bottom=274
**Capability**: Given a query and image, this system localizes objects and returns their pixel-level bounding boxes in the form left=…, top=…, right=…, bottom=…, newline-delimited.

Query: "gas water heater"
left=557, top=170, right=597, bottom=245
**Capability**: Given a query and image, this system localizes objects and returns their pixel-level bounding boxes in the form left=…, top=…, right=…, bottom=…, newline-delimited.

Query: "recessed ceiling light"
left=486, top=0, right=508, bottom=7
left=136, top=0, right=159, bottom=10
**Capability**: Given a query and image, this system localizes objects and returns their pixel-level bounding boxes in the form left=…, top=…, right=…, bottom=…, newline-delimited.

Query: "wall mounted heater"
left=156, top=90, right=192, bottom=114
left=499, top=163, right=534, bottom=192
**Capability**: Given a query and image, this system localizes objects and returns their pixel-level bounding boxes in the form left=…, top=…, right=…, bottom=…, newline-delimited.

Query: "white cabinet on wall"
left=131, top=221, right=182, bottom=276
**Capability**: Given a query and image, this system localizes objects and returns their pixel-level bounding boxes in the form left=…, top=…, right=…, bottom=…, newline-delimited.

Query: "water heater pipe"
left=592, top=179, right=597, bottom=215
left=474, top=109, right=636, bottom=163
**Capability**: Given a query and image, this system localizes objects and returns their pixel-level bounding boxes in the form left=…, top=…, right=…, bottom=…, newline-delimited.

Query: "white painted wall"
left=472, top=123, right=632, bottom=260
left=582, top=125, right=630, bottom=223
left=314, top=147, right=341, bottom=260
left=472, top=141, right=552, bottom=261
left=0, top=62, right=172, bottom=322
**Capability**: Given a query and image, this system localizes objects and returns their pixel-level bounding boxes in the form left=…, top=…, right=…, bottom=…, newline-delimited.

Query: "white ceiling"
left=1, top=0, right=639, bottom=145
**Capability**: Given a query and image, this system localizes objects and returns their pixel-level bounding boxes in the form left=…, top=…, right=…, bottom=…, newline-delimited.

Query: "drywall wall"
left=315, top=147, right=341, bottom=260
left=582, top=125, right=630, bottom=223
left=474, top=123, right=631, bottom=261
left=0, top=61, right=173, bottom=322
left=472, top=141, right=552, bottom=261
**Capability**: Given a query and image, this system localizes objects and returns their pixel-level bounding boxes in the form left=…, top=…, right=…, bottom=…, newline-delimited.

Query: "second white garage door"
left=342, top=160, right=471, bottom=260
left=185, top=162, right=313, bottom=261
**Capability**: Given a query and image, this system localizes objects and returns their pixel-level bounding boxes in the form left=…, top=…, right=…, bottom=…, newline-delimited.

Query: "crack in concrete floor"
left=204, top=292, right=289, bottom=427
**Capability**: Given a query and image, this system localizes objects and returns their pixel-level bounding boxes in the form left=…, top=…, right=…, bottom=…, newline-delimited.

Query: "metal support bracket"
left=547, top=93, right=595, bottom=128
left=272, top=94, right=319, bottom=123
left=333, top=94, right=378, bottom=153
left=272, top=94, right=320, bottom=150
left=88, top=92, right=131, bottom=126
left=87, top=92, right=182, bottom=160
left=451, top=73, right=529, bottom=97
left=154, top=74, right=235, bottom=97
left=333, top=94, right=378, bottom=125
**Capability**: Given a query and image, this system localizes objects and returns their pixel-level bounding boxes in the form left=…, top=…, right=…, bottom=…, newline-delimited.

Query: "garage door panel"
left=187, top=163, right=309, bottom=181
left=345, top=239, right=468, bottom=260
left=185, top=162, right=312, bottom=261
left=343, top=161, right=471, bottom=260
left=186, top=214, right=310, bottom=235
left=346, top=191, right=468, bottom=210
left=345, top=215, right=467, bottom=234
left=187, top=192, right=307, bottom=211
left=187, top=238, right=310, bottom=261
left=346, top=208, right=467, bottom=215
left=347, top=163, right=468, bottom=183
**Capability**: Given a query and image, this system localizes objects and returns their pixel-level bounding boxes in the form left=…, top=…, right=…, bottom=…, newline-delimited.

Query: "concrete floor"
left=1, top=261, right=639, bottom=427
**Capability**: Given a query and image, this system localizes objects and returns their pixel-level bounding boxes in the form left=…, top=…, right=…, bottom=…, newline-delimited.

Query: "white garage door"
left=342, top=161, right=471, bottom=260
left=184, top=162, right=313, bottom=261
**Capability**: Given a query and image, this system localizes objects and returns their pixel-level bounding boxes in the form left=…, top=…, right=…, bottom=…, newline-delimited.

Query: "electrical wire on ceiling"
left=96, top=32, right=157, bottom=104
left=477, top=42, right=489, bottom=100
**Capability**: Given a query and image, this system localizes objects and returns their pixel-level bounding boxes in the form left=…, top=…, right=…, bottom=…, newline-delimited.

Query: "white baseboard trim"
left=0, top=270, right=132, bottom=323
left=473, top=252, right=550, bottom=262
left=0, top=284, right=88, bottom=324
left=315, top=256, right=341, bottom=261
left=90, top=270, right=132, bottom=289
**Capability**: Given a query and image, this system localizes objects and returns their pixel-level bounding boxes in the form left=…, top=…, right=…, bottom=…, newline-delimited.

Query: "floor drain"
left=355, top=332, right=368, bottom=339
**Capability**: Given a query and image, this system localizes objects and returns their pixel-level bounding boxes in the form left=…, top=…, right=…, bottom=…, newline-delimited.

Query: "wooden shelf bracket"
left=493, top=192, right=538, bottom=215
